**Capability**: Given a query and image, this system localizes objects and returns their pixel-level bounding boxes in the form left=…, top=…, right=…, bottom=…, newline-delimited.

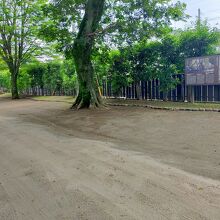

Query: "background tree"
left=8, top=59, right=78, bottom=95
left=24, top=61, right=46, bottom=95
left=178, top=21, right=220, bottom=64
left=43, top=61, right=63, bottom=95
left=61, top=59, right=77, bottom=94
left=109, top=49, right=132, bottom=96
left=0, top=0, right=43, bottom=99
left=17, top=68, right=31, bottom=94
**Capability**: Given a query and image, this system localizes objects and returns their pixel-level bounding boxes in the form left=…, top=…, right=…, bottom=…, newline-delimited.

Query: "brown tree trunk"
left=71, top=0, right=105, bottom=109
left=11, top=70, right=19, bottom=99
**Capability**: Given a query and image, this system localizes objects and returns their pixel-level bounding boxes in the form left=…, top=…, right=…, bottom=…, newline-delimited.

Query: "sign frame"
left=185, top=55, right=220, bottom=86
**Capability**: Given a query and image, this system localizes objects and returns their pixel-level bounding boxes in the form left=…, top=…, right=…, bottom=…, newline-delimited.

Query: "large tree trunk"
left=71, top=0, right=105, bottom=109
left=11, top=71, right=19, bottom=99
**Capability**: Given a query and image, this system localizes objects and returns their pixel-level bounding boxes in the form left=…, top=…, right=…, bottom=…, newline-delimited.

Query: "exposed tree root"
left=71, top=89, right=104, bottom=110
left=12, top=94, right=19, bottom=99
left=71, top=98, right=103, bottom=109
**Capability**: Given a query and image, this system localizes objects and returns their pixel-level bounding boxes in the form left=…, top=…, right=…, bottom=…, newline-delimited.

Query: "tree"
left=61, top=59, right=77, bottom=94
left=24, top=61, right=47, bottom=95
left=18, top=59, right=77, bottom=95
left=71, top=0, right=105, bottom=108
left=109, top=40, right=180, bottom=100
left=179, top=21, right=220, bottom=59
left=109, top=45, right=152, bottom=99
left=0, top=0, right=43, bottom=99
left=43, top=61, right=63, bottom=95
left=41, top=0, right=186, bottom=108
left=109, top=49, right=132, bottom=96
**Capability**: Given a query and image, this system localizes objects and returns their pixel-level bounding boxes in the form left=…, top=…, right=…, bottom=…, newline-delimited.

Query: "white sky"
left=172, top=0, right=220, bottom=29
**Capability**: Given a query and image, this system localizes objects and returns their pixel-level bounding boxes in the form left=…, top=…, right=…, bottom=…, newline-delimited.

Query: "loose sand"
left=0, top=97, right=220, bottom=220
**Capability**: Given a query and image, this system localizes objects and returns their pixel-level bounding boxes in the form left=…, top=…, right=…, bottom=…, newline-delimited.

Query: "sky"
left=172, top=0, right=220, bottom=29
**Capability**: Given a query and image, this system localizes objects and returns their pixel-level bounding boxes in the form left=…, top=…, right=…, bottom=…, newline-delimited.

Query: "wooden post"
left=212, top=85, right=215, bottom=102
left=158, top=80, right=161, bottom=100
left=150, top=80, right=153, bottom=100
left=206, top=86, right=208, bottom=102
left=188, top=85, right=195, bottom=103
left=146, top=81, right=149, bottom=100
left=181, top=80, right=185, bottom=101
left=201, top=85, right=203, bottom=102
left=154, top=80, right=156, bottom=100
left=170, top=88, right=172, bottom=101
left=175, top=77, right=178, bottom=101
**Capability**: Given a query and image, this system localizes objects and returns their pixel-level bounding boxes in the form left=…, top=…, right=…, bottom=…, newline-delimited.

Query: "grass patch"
left=30, top=96, right=220, bottom=110
left=0, top=93, right=11, bottom=98
left=106, top=98, right=220, bottom=110
left=32, top=96, right=74, bottom=103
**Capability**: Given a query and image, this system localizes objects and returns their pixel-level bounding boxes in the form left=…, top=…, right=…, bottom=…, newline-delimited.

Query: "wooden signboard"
left=185, top=55, right=220, bottom=85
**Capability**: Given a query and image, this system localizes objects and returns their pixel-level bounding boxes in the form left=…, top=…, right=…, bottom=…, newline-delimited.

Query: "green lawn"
left=107, top=99, right=220, bottom=110
left=0, top=93, right=12, bottom=98
left=30, top=96, right=220, bottom=110
left=32, top=96, right=74, bottom=103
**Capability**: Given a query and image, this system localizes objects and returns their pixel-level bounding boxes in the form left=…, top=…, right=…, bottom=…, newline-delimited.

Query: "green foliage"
left=24, top=62, right=47, bottom=88
left=0, top=0, right=45, bottom=61
left=61, top=60, right=77, bottom=91
left=11, top=59, right=78, bottom=93
left=108, top=41, right=178, bottom=94
left=179, top=21, right=220, bottom=58
left=0, top=0, right=47, bottom=98
left=18, top=70, right=31, bottom=92
left=92, top=47, right=112, bottom=79
left=107, top=22, right=220, bottom=95
left=110, top=52, right=131, bottom=95
left=40, top=0, right=186, bottom=53
left=156, top=35, right=180, bottom=93
left=0, top=58, right=10, bottom=90
left=42, top=61, right=62, bottom=92
left=0, top=70, right=10, bottom=90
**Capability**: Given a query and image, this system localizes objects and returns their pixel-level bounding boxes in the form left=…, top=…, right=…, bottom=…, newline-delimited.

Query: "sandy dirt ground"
left=0, top=97, right=220, bottom=220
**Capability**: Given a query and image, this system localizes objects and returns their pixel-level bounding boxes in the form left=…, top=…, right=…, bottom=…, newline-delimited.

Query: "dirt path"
left=0, top=98, right=220, bottom=220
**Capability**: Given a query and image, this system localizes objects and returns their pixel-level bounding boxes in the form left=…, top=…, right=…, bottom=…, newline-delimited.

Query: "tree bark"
left=71, top=0, right=105, bottom=109
left=11, top=70, right=19, bottom=99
